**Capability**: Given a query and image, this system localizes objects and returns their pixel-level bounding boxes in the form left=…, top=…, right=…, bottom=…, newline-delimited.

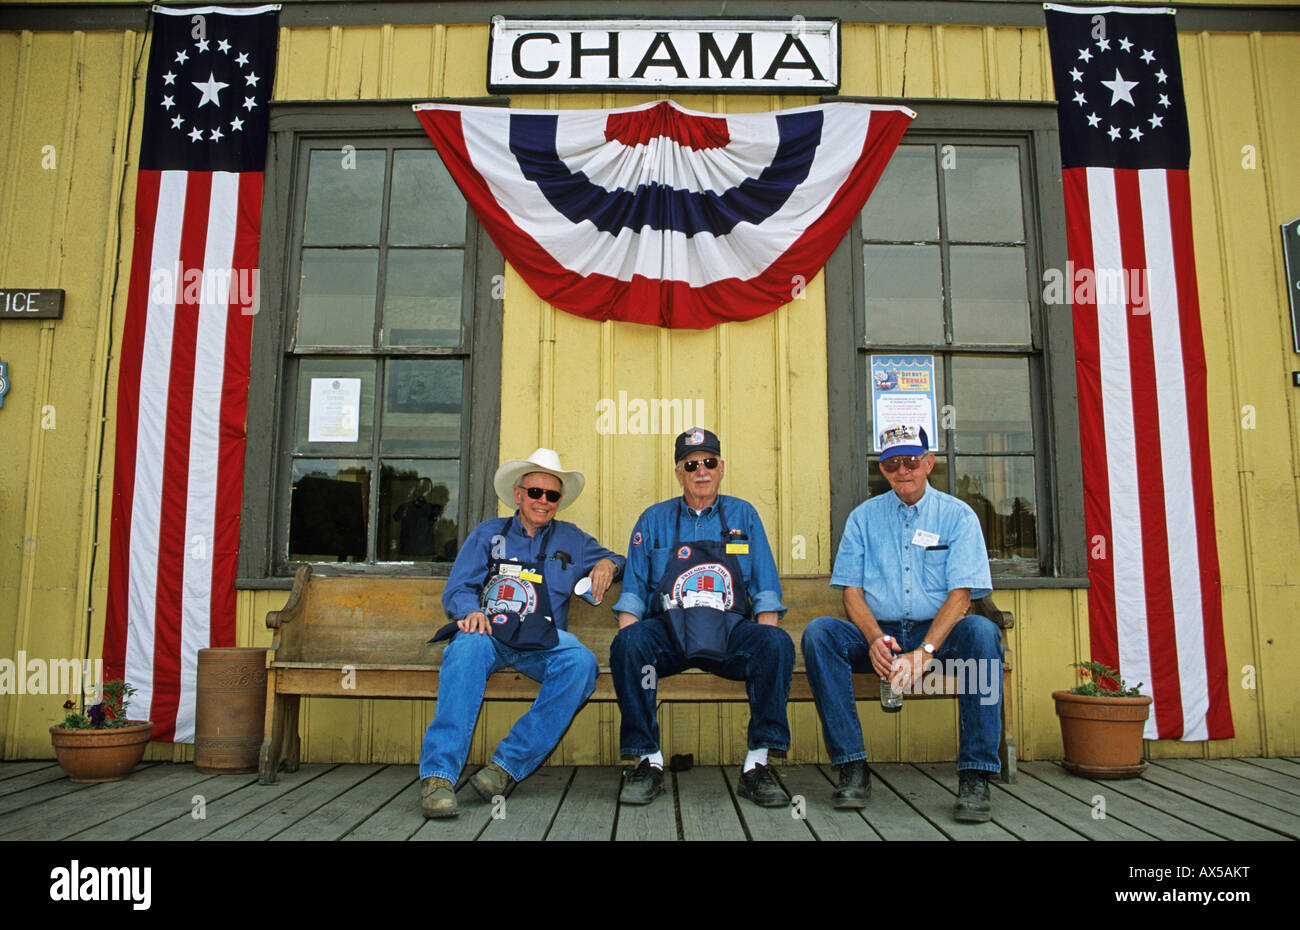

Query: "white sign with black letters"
left=488, top=18, right=839, bottom=93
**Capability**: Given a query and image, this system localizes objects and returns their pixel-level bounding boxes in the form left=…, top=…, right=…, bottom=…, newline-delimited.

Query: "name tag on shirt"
left=520, top=570, right=544, bottom=582
left=498, top=564, right=522, bottom=577
left=911, top=529, right=940, bottom=548
left=726, top=543, right=749, bottom=554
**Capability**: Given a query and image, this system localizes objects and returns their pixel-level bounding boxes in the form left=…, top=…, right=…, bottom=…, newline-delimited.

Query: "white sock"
left=743, top=748, right=768, bottom=773
left=640, top=751, right=664, bottom=770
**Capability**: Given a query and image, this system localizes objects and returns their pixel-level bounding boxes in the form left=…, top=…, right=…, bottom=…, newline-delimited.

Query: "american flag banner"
left=414, top=100, right=914, bottom=329
left=1045, top=4, right=1231, bottom=739
left=104, top=4, right=279, bottom=743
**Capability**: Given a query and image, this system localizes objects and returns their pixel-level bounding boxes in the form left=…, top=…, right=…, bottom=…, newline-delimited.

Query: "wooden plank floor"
left=1, top=758, right=1296, bottom=841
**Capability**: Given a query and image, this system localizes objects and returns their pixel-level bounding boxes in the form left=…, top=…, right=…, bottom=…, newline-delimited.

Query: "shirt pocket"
left=922, top=547, right=950, bottom=591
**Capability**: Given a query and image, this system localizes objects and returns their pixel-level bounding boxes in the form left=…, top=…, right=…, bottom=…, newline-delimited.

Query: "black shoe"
left=738, top=763, right=789, bottom=808
left=953, top=770, right=992, bottom=823
left=620, top=758, right=664, bottom=805
left=833, top=760, right=871, bottom=809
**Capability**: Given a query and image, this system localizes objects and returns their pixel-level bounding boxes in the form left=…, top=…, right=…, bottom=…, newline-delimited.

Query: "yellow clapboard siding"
left=2, top=18, right=1298, bottom=766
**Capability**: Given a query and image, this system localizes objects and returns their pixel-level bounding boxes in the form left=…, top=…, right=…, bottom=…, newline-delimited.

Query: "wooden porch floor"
left=2, top=757, right=1297, bottom=841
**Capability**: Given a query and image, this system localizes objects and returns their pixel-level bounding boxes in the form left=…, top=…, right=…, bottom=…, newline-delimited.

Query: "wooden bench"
left=259, top=564, right=1017, bottom=784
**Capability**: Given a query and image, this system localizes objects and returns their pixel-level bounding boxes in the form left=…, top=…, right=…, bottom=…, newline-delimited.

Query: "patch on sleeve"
left=632, top=531, right=643, bottom=546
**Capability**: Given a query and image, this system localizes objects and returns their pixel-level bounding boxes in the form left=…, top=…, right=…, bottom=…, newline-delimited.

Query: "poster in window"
left=308, top=377, right=361, bottom=442
left=870, top=355, right=937, bottom=451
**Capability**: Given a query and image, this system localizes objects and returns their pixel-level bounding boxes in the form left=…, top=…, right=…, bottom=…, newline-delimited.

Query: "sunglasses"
left=680, top=457, right=719, bottom=473
left=521, top=486, right=562, bottom=503
left=879, top=455, right=927, bottom=474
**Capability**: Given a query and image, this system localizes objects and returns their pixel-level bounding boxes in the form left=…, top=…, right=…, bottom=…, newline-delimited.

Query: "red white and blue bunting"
left=415, top=100, right=914, bottom=329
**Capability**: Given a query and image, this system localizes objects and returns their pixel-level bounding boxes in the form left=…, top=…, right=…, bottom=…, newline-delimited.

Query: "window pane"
left=288, top=459, right=371, bottom=562
left=867, top=455, right=950, bottom=499
left=297, top=248, right=377, bottom=346
left=951, top=356, right=1033, bottom=452
left=860, top=145, right=938, bottom=242
left=378, top=460, right=461, bottom=562
left=944, top=145, right=1024, bottom=242
left=303, top=149, right=386, bottom=246
left=294, top=359, right=376, bottom=455
left=955, top=455, right=1037, bottom=561
left=950, top=245, right=1031, bottom=345
left=864, top=360, right=947, bottom=452
left=863, top=244, right=943, bottom=344
left=382, top=249, right=464, bottom=347
left=389, top=150, right=466, bottom=247
left=382, top=359, right=463, bottom=456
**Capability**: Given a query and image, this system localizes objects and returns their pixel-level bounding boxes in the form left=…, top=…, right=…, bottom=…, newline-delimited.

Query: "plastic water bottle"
left=879, top=635, right=903, bottom=712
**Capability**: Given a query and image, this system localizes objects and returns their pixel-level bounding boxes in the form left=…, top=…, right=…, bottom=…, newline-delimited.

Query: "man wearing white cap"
left=419, top=448, right=624, bottom=818
left=802, top=424, right=1001, bottom=822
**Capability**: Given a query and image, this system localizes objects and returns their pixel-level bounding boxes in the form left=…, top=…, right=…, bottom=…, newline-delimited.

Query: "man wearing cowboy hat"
left=611, top=427, right=794, bottom=808
left=419, top=448, right=624, bottom=818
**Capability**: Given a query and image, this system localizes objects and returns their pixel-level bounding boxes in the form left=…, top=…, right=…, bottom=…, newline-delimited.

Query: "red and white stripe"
left=105, top=169, right=261, bottom=743
left=1067, top=165, right=1232, bottom=740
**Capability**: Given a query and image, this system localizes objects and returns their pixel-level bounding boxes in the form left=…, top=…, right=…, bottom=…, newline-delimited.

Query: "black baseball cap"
left=674, top=427, right=721, bottom=463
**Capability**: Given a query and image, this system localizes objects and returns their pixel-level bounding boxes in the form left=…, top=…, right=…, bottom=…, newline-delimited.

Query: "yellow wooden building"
left=1, top=0, right=1297, bottom=769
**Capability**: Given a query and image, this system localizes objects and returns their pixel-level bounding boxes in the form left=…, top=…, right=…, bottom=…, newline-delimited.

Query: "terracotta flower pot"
left=1053, top=690, right=1152, bottom=779
left=49, top=721, right=154, bottom=783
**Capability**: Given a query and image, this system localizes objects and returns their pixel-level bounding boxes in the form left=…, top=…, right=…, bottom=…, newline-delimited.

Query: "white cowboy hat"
left=493, top=448, right=585, bottom=511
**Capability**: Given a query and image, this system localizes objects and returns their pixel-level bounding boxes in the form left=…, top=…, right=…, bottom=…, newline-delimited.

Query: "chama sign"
left=489, top=18, right=840, bottom=92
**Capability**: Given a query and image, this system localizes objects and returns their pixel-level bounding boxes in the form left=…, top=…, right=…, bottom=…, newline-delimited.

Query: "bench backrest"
left=267, top=566, right=1010, bottom=669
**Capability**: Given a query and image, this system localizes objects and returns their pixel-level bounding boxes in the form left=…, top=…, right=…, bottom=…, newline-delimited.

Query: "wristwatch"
left=921, top=642, right=936, bottom=655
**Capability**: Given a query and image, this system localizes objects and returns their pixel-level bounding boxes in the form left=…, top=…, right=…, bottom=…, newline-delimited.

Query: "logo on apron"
left=483, top=575, right=538, bottom=617
left=677, top=545, right=691, bottom=559
left=671, top=563, right=735, bottom=611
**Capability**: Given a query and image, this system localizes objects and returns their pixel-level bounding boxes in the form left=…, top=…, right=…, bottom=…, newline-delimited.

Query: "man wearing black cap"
left=610, top=427, right=794, bottom=808
left=801, top=424, right=1002, bottom=822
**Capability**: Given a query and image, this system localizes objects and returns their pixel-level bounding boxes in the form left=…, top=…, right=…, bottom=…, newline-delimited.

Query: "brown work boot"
left=470, top=762, right=515, bottom=802
left=420, top=776, right=457, bottom=818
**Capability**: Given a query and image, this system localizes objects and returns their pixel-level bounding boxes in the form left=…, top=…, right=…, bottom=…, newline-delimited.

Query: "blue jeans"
left=610, top=615, right=794, bottom=756
left=419, top=629, right=597, bottom=783
left=801, top=615, right=1003, bottom=773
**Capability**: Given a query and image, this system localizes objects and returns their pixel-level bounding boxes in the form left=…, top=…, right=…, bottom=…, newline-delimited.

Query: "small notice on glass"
left=308, top=377, right=361, bottom=443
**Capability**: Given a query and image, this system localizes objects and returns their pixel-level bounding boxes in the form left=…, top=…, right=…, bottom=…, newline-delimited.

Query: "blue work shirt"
left=442, top=513, right=625, bottom=631
left=612, top=494, right=786, bottom=621
left=830, top=482, right=992, bottom=622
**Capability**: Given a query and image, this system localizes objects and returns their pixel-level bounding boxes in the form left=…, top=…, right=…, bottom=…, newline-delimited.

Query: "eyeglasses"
left=522, top=486, right=562, bottom=503
left=680, top=457, right=719, bottom=473
left=879, top=455, right=926, bottom=474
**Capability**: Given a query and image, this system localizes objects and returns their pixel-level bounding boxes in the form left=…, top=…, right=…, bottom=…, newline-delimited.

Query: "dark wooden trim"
left=824, top=233, right=862, bottom=562
left=238, top=122, right=294, bottom=581
left=4, top=2, right=1298, bottom=34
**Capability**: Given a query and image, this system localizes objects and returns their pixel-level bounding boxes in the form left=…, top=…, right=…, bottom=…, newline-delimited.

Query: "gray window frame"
left=238, top=100, right=505, bottom=585
left=825, top=99, right=1086, bottom=587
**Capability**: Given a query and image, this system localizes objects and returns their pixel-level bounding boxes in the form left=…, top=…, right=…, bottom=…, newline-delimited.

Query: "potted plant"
left=1053, top=661, right=1153, bottom=779
left=50, top=680, right=153, bottom=783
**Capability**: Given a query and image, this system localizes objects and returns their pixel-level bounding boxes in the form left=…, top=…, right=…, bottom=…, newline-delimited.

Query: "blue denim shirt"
left=830, top=482, right=991, bottom=622
left=611, top=494, right=786, bottom=621
left=442, top=513, right=625, bottom=631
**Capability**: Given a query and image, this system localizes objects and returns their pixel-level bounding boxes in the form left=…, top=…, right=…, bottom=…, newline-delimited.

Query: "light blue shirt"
left=612, top=494, right=786, bottom=621
left=830, top=483, right=992, bottom=622
left=442, top=514, right=625, bottom=631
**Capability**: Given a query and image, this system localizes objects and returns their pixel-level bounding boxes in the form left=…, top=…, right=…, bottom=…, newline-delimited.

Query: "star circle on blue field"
left=1066, top=32, right=1170, bottom=145
left=156, top=33, right=265, bottom=144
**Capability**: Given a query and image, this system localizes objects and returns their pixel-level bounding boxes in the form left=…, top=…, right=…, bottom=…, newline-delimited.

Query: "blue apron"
left=649, top=501, right=752, bottom=662
left=430, top=523, right=559, bottom=651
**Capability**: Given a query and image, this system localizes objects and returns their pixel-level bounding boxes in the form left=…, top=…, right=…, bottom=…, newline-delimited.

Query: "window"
left=239, top=104, right=504, bottom=580
left=826, top=103, right=1084, bottom=583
